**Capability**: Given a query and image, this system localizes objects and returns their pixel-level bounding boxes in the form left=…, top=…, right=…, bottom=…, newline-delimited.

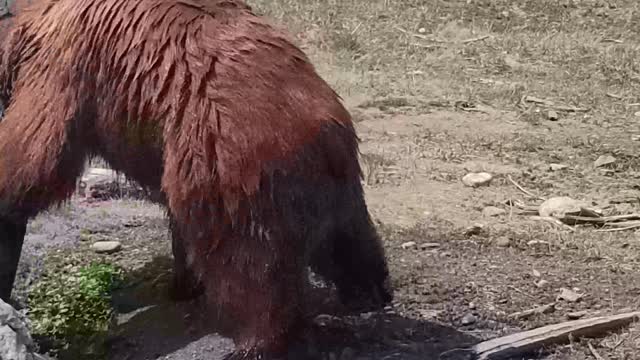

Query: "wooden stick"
left=473, top=311, right=640, bottom=360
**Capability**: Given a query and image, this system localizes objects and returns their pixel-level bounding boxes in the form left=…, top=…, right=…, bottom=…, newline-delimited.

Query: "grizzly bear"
left=0, top=0, right=393, bottom=358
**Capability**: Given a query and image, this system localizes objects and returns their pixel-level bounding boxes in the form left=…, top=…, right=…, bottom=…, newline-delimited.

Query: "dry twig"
left=587, top=342, right=607, bottom=360
left=507, top=175, right=546, bottom=201
left=461, top=35, right=492, bottom=43
left=508, top=303, right=556, bottom=320
left=523, top=96, right=589, bottom=113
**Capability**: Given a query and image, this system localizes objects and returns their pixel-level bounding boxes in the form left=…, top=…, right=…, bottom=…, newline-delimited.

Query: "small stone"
left=462, top=172, right=493, bottom=187
left=401, top=241, right=417, bottom=249
left=547, top=110, right=559, bottom=121
left=461, top=313, right=477, bottom=326
left=557, top=288, right=584, bottom=303
left=482, top=206, right=506, bottom=217
left=91, top=241, right=122, bottom=254
left=532, top=269, right=541, bottom=278
left=469, top=302, right=477, bottom=310
left=567, top=310, right=587, bottom=320
left=632, top=135, right=640, bottom=141
left=594, top=154, right=616, bottom=168
left=418, top=27, right=426, bottom=33
left=495, top=236, right=511, bottom=247
left=549, top=163, right=568, bottom=171
left=420, top=242, right=440, bottom=249
left=535, top=279, right=549, bottom=288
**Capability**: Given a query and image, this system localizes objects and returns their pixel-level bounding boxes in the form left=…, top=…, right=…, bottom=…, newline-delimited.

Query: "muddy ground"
left=9, top=0, right=640, bottom=359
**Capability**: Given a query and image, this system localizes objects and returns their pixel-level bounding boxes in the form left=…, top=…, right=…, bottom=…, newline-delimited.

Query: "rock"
left=0, top=299, right=51, bottom=360
left=549, top=163, right=568, bottom=171
left=462, top=172, right=493, bottom=187
left=532, top=269, right=541, bottom=278
left=594, top=154, right=616, bottom=168
left=469, top=302, right=477, bottom=310
left=557, top=288, right=584, bottom=303
left=461, top=313, right=477, bottom=326
left=535, top=279, right=549, bottom=288
left=482, top=206, right=506, bottom=217
left=547, top=110, right=559, bottom=121
left=538, top=196, right=589, bottom=219
left=495, top=236, right=511, bottom=247
left=91, top=241, right=122, bottom=254
left=400, top=241, right=416, bottom=249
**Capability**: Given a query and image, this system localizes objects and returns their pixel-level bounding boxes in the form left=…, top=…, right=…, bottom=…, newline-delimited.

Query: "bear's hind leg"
left=166, top=213, right=306, bottom=359
left=210, top=228, right=305, bottom=359
left=0, top=86, right=90, bottom=302
left=167, top=215, right=204, bottom=302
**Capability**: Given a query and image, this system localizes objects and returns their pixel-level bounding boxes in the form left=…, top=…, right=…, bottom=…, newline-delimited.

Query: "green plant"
left=28, top=262, right=124, bottom=356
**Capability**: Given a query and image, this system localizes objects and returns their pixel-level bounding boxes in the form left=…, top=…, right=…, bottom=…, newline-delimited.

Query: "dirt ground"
left=10, top=0, right=640, bottom=359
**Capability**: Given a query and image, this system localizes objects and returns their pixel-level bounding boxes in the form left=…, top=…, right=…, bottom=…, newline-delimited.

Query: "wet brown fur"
left=0, top=0, right=392, bottom=358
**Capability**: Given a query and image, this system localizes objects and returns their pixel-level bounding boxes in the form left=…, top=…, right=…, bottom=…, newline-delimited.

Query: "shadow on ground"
left=101, top=256, right=478, bottom=360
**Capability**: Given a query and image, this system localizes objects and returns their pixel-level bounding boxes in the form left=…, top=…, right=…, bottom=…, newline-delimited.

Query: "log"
left=473, top=311, right=640, bottom=359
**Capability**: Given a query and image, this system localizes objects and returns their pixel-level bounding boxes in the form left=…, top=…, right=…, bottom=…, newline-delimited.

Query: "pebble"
left=557, top=288, right=584, bottom=303
left=532, top=269, right=541, bottom=278
left=495, top=236, right=511, bottom=247
left=549, top=163, right=568, bottom=171
left=91, top=241, right=122, bottom=254
left=535, top=279, right=549, bottom=288
left=461, top=313, right=477, bottom=326
left=594, top=154, right=616, bottom=168
left=547, top=110, right=559, bottom=121
left=462, top=172, right=493, bottom=187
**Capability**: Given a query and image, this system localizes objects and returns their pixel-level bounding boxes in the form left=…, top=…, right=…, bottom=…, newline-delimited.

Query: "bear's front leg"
left=167, top=216, right=204, bottom=302
left=0, top=218, right=27, bottom=302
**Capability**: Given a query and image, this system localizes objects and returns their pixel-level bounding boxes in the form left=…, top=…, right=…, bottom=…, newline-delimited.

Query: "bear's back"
left=0, top=0, right=39, bottom=37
